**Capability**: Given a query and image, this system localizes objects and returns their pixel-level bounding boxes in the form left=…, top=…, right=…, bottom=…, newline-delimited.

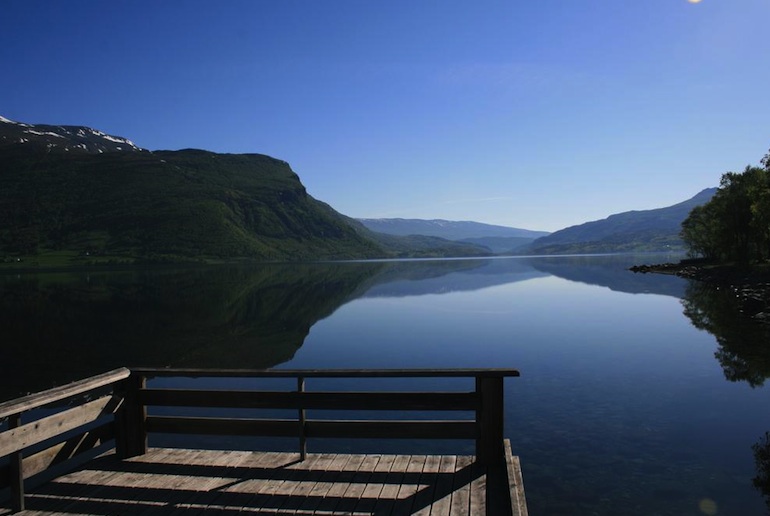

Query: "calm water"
left=3, top=255, right=770, bottom=515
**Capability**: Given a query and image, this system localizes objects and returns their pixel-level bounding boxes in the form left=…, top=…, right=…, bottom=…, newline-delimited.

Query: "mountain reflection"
left=681, top=281, right=770, bottom=388
left=2, top=259, right=533, bottom=401
left=528, top=254, right=688, bottom=298
left=0, top=263, right=384, bottom=401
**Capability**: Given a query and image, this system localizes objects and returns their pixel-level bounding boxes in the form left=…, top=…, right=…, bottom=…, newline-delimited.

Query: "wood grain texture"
left=1, top=447, right=526, bottom=515
left=0, top=368, right=129, bottom=420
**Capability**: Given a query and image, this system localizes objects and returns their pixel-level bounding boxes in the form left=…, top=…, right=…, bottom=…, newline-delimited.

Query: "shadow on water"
left=680, top=279, right=770, bottom=512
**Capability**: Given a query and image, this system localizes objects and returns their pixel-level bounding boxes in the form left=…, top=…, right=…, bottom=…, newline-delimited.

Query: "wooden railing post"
left=476, top=375, right=505, bottom=466
left=298, top=376, right=307, bottom=460
left=115, top=373, right=147, bottom=459
left=8, top=413, right=24, bottom=513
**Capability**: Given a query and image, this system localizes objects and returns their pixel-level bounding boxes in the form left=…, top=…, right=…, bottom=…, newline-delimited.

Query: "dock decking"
left=1, top=368, right=527, bottom=515
left=1, top=447, right=526, bottom=515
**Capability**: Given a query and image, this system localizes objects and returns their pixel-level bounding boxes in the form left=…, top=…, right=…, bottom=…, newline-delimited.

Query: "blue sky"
left=2, top=0, right=769, bottom=232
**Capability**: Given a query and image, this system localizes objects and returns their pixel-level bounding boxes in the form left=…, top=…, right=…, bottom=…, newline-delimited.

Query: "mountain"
left=0, top=115, right=144, bottom=154
left=357, top=218, right=549, bottom=240
left=0, top=115, right=492, bottom=264
left=344, top=217, right=492, bottom=258
left=527, top=188, right=718, bottom=254
left=356, top=218, right=549, bottom=254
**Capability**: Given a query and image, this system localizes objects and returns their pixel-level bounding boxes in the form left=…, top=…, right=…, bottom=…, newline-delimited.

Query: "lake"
left=2, top=254, right=770, bottom=515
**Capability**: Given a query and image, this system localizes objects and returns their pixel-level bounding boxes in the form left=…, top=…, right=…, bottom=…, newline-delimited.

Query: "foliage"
left=681, top=150, right=770, bottom=263
left=752, top=432, right=770, bottom=513
left=681, top=280, right=770, bottom=388
left=0, top=148, right=390, bottom=262
left=0, top=144, right=498, bottom=264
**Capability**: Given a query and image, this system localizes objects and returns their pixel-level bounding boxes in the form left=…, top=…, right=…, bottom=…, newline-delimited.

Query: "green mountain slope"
left=0, top=116, right=497, bottom=264
left=528, top=188, right=718, bottom=254
left=0, top=148, right=386, bottom=262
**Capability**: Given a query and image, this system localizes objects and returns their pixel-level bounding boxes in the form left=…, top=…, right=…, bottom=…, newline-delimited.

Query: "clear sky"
left=2, top=0, right=769, bottom=232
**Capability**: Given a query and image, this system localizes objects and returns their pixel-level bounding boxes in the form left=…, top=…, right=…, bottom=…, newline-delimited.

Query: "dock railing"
left=0, top=368, right=131, bottom=512
left=1, top=367, right=521, bottom=514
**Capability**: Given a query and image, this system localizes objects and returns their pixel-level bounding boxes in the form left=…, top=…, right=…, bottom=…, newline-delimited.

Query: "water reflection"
left=3, top=255, right=770, bottom=514
left=753, top=432, right=770, bottom=513
left=1, top=259, right=519, bottom=401
left=681, top=281, right=770, bottom=388
left=528, top=254, right=687, bottom=298
left=678, top=280, right=770, bottom=511
left=0, top=263, right=383, bottom=400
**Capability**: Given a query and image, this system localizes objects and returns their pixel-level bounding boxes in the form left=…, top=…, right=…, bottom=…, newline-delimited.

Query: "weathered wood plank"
left=0, top=395, right=122, bottom=458
left=165, top=449, right=269, bottom=515
left=370, top=454, right=410, bottom=514
left=504, top=440, right=528, bottom=516
left=469, top=460, right=487, bottom=515
left=18, top=421, right=112, bottom=480
left=224, top=451, right=300, bottom=511
left=265, top=452, right=327, bottom=514
left=354, top=453, right=395, bottom=513
left=307, top=420, right=476, bottom=440
left=333, top=453, right=381, bottom=514
left=410, top=454, right=442, bottom=516
left=212, top=450, right=285, bottom=513
left=132, top=367, right=520, bottom=379
left=146, top=415, right=476, bottom=440
left=449, top=455, right=474, bottom=516
left=313, top=453, right=365, bottom=514
left=140, top=388, right=479, bottom=411
left=6, top=448, right=522, bottom=516
left=391, top=454, right=428, bottom=515
left=424, top=454, right=457, bottom=516
left=0, top=368, right=129, bottom=420
left=293, top=453, right=349, bottom=514
left=33, top=450, right=176, bottom=514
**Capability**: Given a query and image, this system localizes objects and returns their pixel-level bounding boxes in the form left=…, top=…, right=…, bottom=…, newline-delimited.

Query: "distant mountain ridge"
left=528, top=188, right=718, bottom=254
left=0, top=115, right=145, bottom=154
left=357, top=218, right=549, bottom=254
left=357, top=218, right=549, bottom=240
left=1, top=114, right=718, bottom=262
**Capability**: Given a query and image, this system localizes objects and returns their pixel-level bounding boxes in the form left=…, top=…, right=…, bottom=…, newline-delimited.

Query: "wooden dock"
left=0, top=368, right=527, bottom=515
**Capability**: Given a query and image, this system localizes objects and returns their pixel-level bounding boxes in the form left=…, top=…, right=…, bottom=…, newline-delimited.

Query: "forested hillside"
left=682, top=149, right=770, bottom=263
left=0, top=116, right=492, bottom=265
left=0, top=148, right=385, bottom=262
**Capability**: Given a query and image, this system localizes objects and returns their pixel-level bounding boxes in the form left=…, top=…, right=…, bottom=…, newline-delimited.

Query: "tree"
left=681, top=148, right=770, bottom=263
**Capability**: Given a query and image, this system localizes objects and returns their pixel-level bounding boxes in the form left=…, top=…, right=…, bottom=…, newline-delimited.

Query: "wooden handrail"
left=127, top=368, right=517, bottom=467
left=139, top=389, right=480, bottom=410
left=2, top=367, right=519, bottom=513
left=0, top=368, right=130, bottom=420
left=130, top=367, right=520, bottom=378
left=0, top=368, right=130, bottom=513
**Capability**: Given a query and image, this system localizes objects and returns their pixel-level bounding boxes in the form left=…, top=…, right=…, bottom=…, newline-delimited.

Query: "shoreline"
left=630, top=261, right=770, bottom=323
